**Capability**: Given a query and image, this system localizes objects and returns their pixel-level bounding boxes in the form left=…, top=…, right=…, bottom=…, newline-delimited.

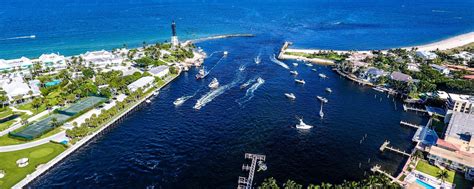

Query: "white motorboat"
left=240, top=83, right=250, bottom=89
left=311, top=68, right=317, bottom=72
left=173, top=96, right=192, bottom=106
left=295, top=79, right=305, bottom=84
left=285, top=93, right=296, bottom=100
left=306, top=63, right=313, bottom=67
left=223, top=51, right=228, bottom=56
left=319, top=73, right=327, bottom=78
left=183, top=66, right=189, bottom=72
left=325, top=88, right=332, bottom=93
left=319, top=104, right=324, bottom=118
left=293, top=63, right=298, bottom=66
left=254, top=56, right=261, bottom=64
left=196, top=67, right=208, bottom=79
left=317, top=96, right=328, bottom=103
left=208, top=78, right=219, bottom=89
left=153, top=91, right=160, bottom=96
left=146, top=99, right=151, bottom=103
left=296, top=117, right=313, bottom=130
left=290, top=70, right=298, bottom=75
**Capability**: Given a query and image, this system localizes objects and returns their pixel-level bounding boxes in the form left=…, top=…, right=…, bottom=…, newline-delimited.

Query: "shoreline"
left=12, top=74, right=180, bottom=189
left=283, top=31, right=474, bottom=55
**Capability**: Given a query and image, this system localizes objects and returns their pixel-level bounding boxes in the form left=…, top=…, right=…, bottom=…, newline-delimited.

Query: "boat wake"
left=239, top=64, right=246, bottom=72
left=270, top=54, right=289, bottom=69
left=194, top=71, right=244, bottom=110
left=236, top=77, right=265, bottom=107
left=173, top=95, right=193, bottom=106
left=0, top=35, right=36, bottom=41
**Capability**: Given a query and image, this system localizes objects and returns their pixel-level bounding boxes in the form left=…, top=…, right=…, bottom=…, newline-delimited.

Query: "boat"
left=153, top=91, right=160, bottom=96
left=325, top=88, right=332, bottom=93
left=173, top=96, right=191, bottom=106
left=317, top=96, right=328, bottom=103
left=195, top=67, right=208, bottom=79
left=293, top=63, right=298, bottom=66
left=319, top=104, right=324, bottom=118
left=223, top=51, right=228, bottom=56
left=208, top=78, right=219, bottom=89
left=290, top=70, right=298, bottom=75
left=319, top=73, right=327, bottom=78
left=240, top=83, right=250, bottom=89
left=311, top=68, right=317, bottom=72
left=284, top=93, right=296, bottom=100
left=295, top=117, right=313, bottom=130
left=239, top=65, right=246, bottom=71
left=372, top=86, right=385, bottom=92
left=183, top=66, right=189, bottom=72
left=146, top=99, right=151, bottom=103
left=295, top=79, right=305, bottom=84
left=306, top=63, right=313, bottom=67
left=257, top=160, right=267, bottom=172
left=254, top=56, right=261, bottom=64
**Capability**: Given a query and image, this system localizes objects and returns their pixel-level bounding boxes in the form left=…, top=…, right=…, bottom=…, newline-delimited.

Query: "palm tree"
left=283, top=180, right=302, bottom=189
left=259, top=177, right=280, bottom=189
left=436, top=169, right=449, bottom=183
left=50, top=117, right=60, bottom=127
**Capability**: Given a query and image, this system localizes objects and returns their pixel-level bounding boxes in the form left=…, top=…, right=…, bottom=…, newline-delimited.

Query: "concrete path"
left=0, top=131, right=65, bottom=153
left=10, top=106, right=33, bottom=116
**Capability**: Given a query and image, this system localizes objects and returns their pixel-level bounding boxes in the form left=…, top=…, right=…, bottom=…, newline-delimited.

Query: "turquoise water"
left=44, top=79, right=61, bottom=87
left=1, top=0, right=474, bottom=59
left=416, top=179, right=436, bottom=189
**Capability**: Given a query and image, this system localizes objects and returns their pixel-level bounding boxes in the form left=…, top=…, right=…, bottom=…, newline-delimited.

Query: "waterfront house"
left=0, top=57, right=33, bottom=71
left=407, top=63, right=421, bottom=72
left=348, top=61, right=369, bottom=73
left=430, top=64, right=450, bottom=75
left=347, top=52, right=373, bottom=62
left=148, top=65, right=169, bottom=78
left=0, top=77, right=39, bottom=102
left=363, top=67, right=384, bottom=82
left=452, top=51, right=474, bottom=64
left=390, top=71, right=412, bottom=82
left=127, top=76, right=155, bottom=92
left=81, top=50, right=123, bottom=68
left=416, top=51, right=438, bottom=60
left=37, top=53, right=66, bottom=70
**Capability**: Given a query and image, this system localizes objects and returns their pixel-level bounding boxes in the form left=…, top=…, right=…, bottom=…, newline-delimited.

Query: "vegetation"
left=285, top=51, right=347, bottom=61
left=0, top=142, right=66, bottom=188
left=415, top=160, right=472, bottom=188
left=258, top=175, right=400, bottom=189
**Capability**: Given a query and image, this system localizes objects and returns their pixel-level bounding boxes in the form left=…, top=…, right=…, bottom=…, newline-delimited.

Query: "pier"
left=402, top=104, right=427, bottom=113
left=237, top=153, right=266, bottom=189
left=399, top=121, right=421, bottom=129
left=370, top=165, right=403, bottom=184
left=379, top=140, right=411, bottom=157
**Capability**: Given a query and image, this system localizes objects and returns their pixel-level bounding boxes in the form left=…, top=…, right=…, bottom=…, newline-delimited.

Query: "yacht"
left=319, top=73, right=327, bottom=78
left=325, top=88, right=332, bottom=93
left=223, top=51, right=228, bottom=56
left=290, top=70, right=298, bottom=75
left=293, top=63, right=298, bottom=66
left=317, top=96, right=328, bottom=103
left=173, top=96, right=190, bottom=106
left=285, top=93, right=296, bottom=100
left=306, top=63, right=313, bottom=67
left=254, top=56, right=261, bottom=64
left=295, top=79, right=305, bottom=84
left=146, top=99, right=151, bottom=103
left=208, top=78, right=219, bottom=89
left=296, top=117, right=313, bottom=130
left=195, top=67, right=208, bottom=79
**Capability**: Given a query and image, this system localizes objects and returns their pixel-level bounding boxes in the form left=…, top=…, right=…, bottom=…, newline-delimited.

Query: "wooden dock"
left=402, top=104, right=427, bottom=113
left=379, top=140, right=411, bottom=157
left=370, top=164, right=402, bottom=184
left=238, top=153, right=266, bottom=189
left=399, top=121, right=421, bottom=129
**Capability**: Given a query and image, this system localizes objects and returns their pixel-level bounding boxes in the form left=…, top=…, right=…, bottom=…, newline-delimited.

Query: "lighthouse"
left=171, top=21, right=179, bottom=49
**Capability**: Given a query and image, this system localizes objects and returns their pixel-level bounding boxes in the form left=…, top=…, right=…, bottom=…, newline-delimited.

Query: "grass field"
left=0, top=142, right=66, bottom=188
left=17, top=103, right=47, bottom=115
left=416, top=160, right=473, bottom=188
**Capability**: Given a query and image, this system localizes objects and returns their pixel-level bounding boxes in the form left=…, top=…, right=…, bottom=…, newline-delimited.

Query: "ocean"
left=1, top=0, right=471, bottom=188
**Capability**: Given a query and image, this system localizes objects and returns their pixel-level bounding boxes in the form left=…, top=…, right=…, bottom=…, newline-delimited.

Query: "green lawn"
left=0, top=107, right=14, bottom=119
left=0, top=142, right=67, bottom=188
left=16, top=103, right=47, bottom=115
left=0, top=127, right=63, bottom=146
left=416, top=160, right=473, bottom=188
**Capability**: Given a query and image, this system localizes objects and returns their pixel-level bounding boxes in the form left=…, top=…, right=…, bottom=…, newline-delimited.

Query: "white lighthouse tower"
left=171, top=21, right=179, bottom=49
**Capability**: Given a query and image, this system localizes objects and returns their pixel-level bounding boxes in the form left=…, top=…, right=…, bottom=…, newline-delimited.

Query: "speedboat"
left=195, top=67, right=208, bottom=79
left=296, top=117, right=313, bottom=130
left=173, top=96, right=191, bottom=106
left=319, top=108, right=324, bottom=118
left=223, top=51, right=228, bottom=56
left=295, top=79, right=305, bottom=84
left=146, top=99, right=151, bottom=103
left=254, top=56, right=261, bottom=64
left=293, top=63, right=298, bottom=66
left=317, top=96, right=328, bottom=103
left=285, top=93, right=296, bottom=100
left=311, top=68, right=317, bottom=72
left=240, top=83, right=250, bottom=89
left=319, top=73, right=327, bottom=78
left=208, top=78, right=219, bottom=89
left=325, top=88, right=332, bottom=93
left=306, top=63, right=313, bottom=67
left=153, top=91, right=160, bottom=96
left=290, top=70, right=298, bottom=75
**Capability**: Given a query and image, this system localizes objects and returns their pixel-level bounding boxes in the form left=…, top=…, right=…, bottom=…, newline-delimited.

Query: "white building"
left=407, top=63, right=420, bottom=72
left=81, top=50, right=123, bottom=68
left=37, top=53, right=67, bottom=70
left=452, top=51, right=474, bottom=64
left=0, top=57, right=33, bottom=72
left=0, top=77, right=39, bottom=101
left=416, top=51, right=438, bottom=60
left=148, top=65, right=169, bottom=78
left=430, top=64, right=450, bottom=75
left=127, top=76, right=155, bottom=92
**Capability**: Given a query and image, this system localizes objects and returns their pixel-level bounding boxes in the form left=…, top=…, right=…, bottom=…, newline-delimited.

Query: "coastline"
left=12, top=74, right=180, bottom=189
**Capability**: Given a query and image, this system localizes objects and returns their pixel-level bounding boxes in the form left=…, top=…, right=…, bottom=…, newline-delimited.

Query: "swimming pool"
left=416, top=179, right=436, bottom=189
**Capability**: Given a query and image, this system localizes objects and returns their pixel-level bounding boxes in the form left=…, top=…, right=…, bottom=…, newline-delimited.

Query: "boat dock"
left=379, top=140, right=411, bottom=157
left=238, top=153, right=266, bottom=189
left=399, top=121, right=421, bottom=129
left=370, top=165, right=402, bottom=184
left=402, top=104, right=427, bottom=113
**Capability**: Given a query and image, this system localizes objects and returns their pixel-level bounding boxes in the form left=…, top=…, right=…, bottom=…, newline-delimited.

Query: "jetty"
left=277, top=42, right=335, bottom=65
left=238, top=153, right=266, bottom=189
left=399, top=121, right=421, bottom=129
left=402, top=104, right=427, bottom=113
left=379, top=140, right=411, bottom=157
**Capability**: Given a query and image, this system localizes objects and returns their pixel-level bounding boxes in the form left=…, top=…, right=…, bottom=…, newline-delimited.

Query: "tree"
left=31, top=98, right=42, bottom=110
left=259, top=177, right=280, bottom=189
left=283, top=180, right=302, bottom=189
left=50, top=117, right=60, bottom=127
left=82, top=68, right=95, bottom=79
left=436, top=169, right=449, bottom=183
